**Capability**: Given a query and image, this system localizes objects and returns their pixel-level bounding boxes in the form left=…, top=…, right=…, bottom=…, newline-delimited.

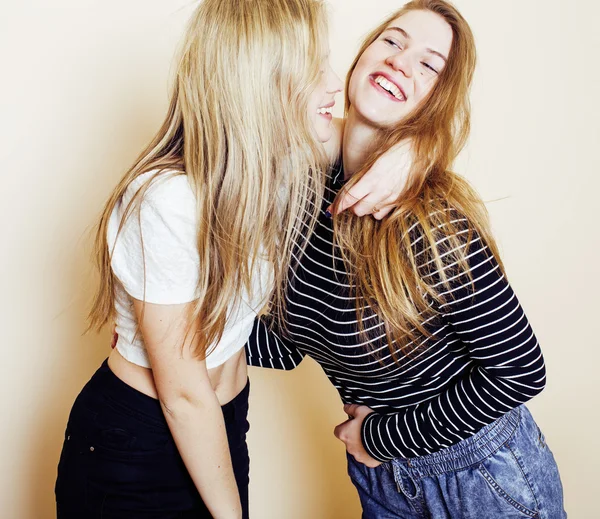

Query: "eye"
left=384, top=38, right=402, bottom=50
left=422, top=62, right=439, bottom=74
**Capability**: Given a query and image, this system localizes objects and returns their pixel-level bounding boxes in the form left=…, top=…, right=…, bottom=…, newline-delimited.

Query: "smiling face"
left=348, top=9, right=453, bottom=129
left=308, top=54, right=343, bottom=142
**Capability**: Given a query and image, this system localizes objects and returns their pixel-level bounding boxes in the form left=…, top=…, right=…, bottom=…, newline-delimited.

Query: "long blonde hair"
left=333, top=0, right=505, bottom=358
left=88, top=0, right=329, bottom=357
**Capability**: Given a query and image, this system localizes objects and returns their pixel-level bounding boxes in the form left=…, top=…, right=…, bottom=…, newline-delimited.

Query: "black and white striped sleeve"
left=245, top=317, right=305, bottom=370
left=360, top=229, right=546, bottom=461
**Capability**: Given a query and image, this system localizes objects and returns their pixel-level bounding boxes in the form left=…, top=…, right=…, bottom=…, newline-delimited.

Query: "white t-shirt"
left=107, top=170, right=273, bottom=369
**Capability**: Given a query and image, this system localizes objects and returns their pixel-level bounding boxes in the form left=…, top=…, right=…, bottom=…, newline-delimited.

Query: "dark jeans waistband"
left=89, top=359, right=249, bottom=428
left=392, top=407, right=522, bottom=478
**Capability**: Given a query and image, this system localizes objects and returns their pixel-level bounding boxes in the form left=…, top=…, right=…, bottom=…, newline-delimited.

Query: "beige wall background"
left=1, top=1, right=597, bottom=518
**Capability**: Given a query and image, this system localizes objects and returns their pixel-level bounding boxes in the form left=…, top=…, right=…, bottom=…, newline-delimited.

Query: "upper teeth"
left=374, top=76, right=404, bottom=101
left=317, top=106, right=333, bottom=115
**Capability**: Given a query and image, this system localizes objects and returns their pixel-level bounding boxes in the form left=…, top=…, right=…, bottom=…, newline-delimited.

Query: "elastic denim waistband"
left=392, top=407, right=521, bottom=478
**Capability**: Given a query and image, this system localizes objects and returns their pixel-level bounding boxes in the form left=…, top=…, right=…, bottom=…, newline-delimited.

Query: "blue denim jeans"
left=347, top=406, right=566, bottom=519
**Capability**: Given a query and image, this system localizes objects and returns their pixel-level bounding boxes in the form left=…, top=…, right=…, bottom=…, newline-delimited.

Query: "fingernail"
left=325, top=210, right=332, bottom=219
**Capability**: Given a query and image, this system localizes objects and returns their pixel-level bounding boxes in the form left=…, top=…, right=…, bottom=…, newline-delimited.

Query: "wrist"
left=215, top=503, right=242, bottom=519
left=360, top=412, right=386, bottom=462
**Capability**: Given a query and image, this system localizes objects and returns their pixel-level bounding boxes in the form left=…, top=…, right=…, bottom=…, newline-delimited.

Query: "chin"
left=358, top=112, right=393, bottom=130
left=317, top=128, right=333, bottom=143
left=353, top=93, right=407, bottom=129
left=357, top=105, right=404, bottom=130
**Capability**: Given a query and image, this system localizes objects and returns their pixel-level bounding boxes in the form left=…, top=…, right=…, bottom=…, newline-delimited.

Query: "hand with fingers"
left=334, top=404, right=382, bottom=468
left=328, top=140, right=413, bottom=220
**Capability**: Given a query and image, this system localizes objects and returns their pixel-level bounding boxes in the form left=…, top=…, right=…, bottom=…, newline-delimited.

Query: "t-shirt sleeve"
left=109, top=173, right=200, bottom=304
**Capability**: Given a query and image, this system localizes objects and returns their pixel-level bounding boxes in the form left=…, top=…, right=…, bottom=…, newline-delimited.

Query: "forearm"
left=361, top=355, right=546, bottom=461
left=163, top=395, right=241, bottom=519
left=130, top=298, right=242, bottom=517
left=358, top=223, right=545, bottom=460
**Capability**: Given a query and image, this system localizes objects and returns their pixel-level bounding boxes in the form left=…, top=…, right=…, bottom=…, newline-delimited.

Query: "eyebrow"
left=385, top=26, right=448, bottom=62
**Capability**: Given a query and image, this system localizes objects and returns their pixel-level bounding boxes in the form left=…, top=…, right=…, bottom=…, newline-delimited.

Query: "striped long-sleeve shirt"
left=246, top=169, right=546, bottom=462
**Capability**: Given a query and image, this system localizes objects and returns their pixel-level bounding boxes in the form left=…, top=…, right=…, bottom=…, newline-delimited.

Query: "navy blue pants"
left=347, top=406, right=566, bottom=518
left=55, top=360, right=250, bottom=518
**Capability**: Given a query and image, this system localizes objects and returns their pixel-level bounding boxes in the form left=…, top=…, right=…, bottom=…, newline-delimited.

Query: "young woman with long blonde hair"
left=50, top=0, right=378, bottom=516
left=247, top=1, right=566, bottom=517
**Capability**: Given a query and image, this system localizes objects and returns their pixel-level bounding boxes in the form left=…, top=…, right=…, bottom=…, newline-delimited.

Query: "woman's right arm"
left=322, top=118, right=414, bottom=219
left=135, top=299, right=242, bottom=519
left=245, top=317, right=305, bottom=370
left=110, top=174, right=242, bottom=517
left=358, top=223, right=546, bottom=461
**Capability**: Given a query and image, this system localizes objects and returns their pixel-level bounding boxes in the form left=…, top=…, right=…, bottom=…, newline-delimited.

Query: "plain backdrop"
left=1, top=1, right=598, bottom=517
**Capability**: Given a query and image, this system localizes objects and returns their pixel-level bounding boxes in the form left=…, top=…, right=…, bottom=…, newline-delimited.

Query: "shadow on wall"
left=22, top=81, right=164, bottom=519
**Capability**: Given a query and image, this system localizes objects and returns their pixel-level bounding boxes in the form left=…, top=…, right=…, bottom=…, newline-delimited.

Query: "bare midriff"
left=107, top=347, right=248, bottom=406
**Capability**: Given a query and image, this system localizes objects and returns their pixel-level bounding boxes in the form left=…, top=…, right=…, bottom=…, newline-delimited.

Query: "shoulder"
left=118, top=169, right=197, bottom=232
left=404, top=204, right=491, bottom=275
left=404, top=205, right=472, bottom=247
left=112, top=169, right=198, bottom=248
left=124, top=169, right=194, bottom=208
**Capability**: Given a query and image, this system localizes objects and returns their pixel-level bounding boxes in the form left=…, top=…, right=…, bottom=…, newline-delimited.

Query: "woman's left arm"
left=338, top=226, right=546, bottom=462
left=245, top=316, right=305, bottom=370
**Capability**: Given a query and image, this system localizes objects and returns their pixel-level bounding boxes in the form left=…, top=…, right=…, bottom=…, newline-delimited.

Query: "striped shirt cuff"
left=361, top=412, right=398, bottom=462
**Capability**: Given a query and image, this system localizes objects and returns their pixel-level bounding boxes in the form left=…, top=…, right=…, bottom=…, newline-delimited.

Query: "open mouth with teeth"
left=371, top=75, right=406, bottom=102
left=317, top=106, right=333, bottom=116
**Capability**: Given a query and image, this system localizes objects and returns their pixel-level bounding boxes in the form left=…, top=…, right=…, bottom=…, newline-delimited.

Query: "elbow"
left=514, top=342, right=547, bottom=399
left=496, top=356, right=547, bottom=404
left=526, top=375, right=546, bottom=402
left=517, top=358, right=547, bottom=402
left=158, top=395, right=196, bottom=419
left=529, top=349, right=547, bottom=397
left=158, top=387, right=217, bottom=419
left=532, top=362, right=547, bottom=397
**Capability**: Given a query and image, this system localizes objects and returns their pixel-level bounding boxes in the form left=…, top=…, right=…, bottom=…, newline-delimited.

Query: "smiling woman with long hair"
left=246, top=1, right=566, bottom=517
left=54, top=0, right=340, bottom=517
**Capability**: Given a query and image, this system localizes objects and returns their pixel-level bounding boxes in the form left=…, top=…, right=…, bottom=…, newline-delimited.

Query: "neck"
left=342, top=107, right=380, bottom=180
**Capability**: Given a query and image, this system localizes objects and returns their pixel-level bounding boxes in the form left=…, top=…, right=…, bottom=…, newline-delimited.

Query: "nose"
left=327, top=67, right=344, bottom=94
left=385, top=52, right=413, bottom=78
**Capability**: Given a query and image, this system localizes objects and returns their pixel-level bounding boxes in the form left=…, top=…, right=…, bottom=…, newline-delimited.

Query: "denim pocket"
left=82, top=424, right=192, bottom=515
left=346, top=453, right=417, bottom=519
left=85, top=399, right=171, bottom=463
left=535, top=425, right=547, bottom=449
left=87, top=428, right=169, bottom=461
left=477, top=445, right=539, bottom=517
